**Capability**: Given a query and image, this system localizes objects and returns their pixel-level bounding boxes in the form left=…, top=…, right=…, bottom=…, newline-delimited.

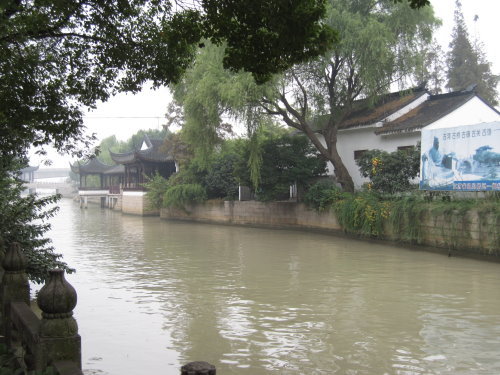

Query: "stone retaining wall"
left=161, top=200, right=341, bottom=230
left=161, top=200, right=499, bottom=255
left=419, top=209, right=498, bottom=253
left=122, top=192, right=159, bottom=216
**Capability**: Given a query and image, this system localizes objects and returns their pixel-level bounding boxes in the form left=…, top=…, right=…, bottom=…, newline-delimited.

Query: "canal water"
left=46, top=199, right=500, bottom=375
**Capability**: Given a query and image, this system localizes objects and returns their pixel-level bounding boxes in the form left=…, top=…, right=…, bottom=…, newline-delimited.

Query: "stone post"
left=1, top=242, right=30, bottom=343
left=37, top=269, right=81, bottom=370
left=181, top=361, right=216, bottom=375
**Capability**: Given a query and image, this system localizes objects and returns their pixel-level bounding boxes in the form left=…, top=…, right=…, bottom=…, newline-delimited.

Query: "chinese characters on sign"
left=420, top=122, right=500, bottom=191
left=442, top=128, right=492, bottom=141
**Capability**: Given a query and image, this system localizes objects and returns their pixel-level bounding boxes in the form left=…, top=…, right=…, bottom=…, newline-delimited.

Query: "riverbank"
left=160, top=200, right=500, bottom=258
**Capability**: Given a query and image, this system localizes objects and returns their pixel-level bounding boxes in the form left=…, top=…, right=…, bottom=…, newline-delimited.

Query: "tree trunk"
left=328, top=147, right=355, bottom=193
left=323, top=125, right=355, bottom=193
left=298, top=123, right=355, bottom=193
left=278, top=109, right=356, bottom=193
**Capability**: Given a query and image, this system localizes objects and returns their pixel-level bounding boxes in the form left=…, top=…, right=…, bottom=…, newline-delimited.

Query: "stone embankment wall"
left=161, top=200, right=341, bottom=230
left=418, top=210, right=497, bottom=252
left=161, top=201, right=499, bottom=255
left=122, top=192, right=159, bottom=216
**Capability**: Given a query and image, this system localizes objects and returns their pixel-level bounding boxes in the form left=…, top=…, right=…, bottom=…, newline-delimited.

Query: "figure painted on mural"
left=427, top=137, right=443, bottom=165
left=421, top=136, right=450, bottom=186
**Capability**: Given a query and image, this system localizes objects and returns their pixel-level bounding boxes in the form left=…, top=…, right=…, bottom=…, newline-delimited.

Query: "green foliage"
left=246, top=130, right=264, bottom=190
left=202, top=0, right=336, bottom=83
left=234, top=131, right=327, bottom=201
left=94, top=136, right=129, bottom=165
left=389, top=193, right=500, bottom=251
left=163, top=184, right=207, bottom=209
left=303, top=180, right=345, bottom=211
left=356, top=146, right=420, bottom=194
left=2, top=0, right=333, bottom=162
left=396, top=0, right=430, bottom=8
left=0, top=157, right=73, bottom=284
left=334, top=193, right=392, bottom=237
left=144, top=173, right=170, bottom=210
left=446, top=0, right=498, bottom=105
left=305, top=187, right=500, bottom=252
left=172, top=42, right=273, bottom=163
left=173, top=0, right=438, bottom=193
left=388, top=194, right=424, bottom=243
left=203, top=152, right=239, bottom=200
left=127, top=128, right=169, bottom=151
left=414, top=39, right=445, bottom=94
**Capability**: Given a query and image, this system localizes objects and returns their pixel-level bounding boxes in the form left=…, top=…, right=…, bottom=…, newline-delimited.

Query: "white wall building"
left=319, top=88, right=500, bottom=188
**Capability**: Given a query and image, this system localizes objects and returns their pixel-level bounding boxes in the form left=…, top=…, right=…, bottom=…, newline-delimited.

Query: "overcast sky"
left=30, top=0, right=500, bottom=168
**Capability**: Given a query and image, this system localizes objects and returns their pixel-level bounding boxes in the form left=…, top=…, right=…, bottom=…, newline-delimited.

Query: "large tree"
left=414, top=39, right=445, bottom=94
left=1, top=0, right=337, bottom=160
left=173, top=0, right=438, bottom=192
left=446, top=0, right=498, bottom=105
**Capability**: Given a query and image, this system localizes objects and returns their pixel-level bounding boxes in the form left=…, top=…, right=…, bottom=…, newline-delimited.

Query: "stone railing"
left=0, top=242, right=82, bottom=375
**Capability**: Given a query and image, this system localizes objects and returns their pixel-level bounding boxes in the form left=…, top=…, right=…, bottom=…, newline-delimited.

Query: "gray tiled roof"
left=312, top=87, right=427, bottom=131
left=375, top=91, right=482, bottom=135
left=110, top=135, right=174, bottom=164
left=103, top=164, right=125, bottom=175
left=71, top=158, right=114, bottom=174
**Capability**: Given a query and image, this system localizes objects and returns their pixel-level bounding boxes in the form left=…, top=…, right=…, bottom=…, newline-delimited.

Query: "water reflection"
left=48, top=200, right=500, bottom=374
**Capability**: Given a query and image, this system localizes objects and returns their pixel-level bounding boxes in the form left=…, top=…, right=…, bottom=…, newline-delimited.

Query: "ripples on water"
left=47, top=200, right=500, bottom=375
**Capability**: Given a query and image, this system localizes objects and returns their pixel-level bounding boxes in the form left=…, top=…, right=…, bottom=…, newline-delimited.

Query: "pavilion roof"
left=20, top=165, right=39, bottom=173
left=70, top=158, right=115, bottom=175
left=110, top=135, right=174, bottom=164
left=103, top=164, right=125, bottom=175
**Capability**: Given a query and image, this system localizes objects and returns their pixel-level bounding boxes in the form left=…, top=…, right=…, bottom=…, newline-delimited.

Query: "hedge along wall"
left=160, top=201, right=499, bottom=256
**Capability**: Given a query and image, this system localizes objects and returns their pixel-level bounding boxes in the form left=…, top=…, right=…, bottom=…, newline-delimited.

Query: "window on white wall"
left=354, top=150, right=368, bottom=160
left=397, top=145, right=415, bottom=152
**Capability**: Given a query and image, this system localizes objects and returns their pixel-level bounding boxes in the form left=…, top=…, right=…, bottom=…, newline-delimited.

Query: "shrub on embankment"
left=304, top=181, right=500, bottom=254
left=163, top=183, right=207, bottom=209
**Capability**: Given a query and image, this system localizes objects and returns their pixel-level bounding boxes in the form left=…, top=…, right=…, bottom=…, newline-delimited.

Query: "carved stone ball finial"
left=1, top=242, right=30, bottom=305
left=181, top=361, right=216, bottom=375
left=2, top=242, right=27, bottom=272
left=38, top=269, right=78, bottom=337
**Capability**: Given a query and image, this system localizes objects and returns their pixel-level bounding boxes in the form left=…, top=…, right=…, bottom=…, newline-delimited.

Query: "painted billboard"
left=420, top=121, right=500, bottom=191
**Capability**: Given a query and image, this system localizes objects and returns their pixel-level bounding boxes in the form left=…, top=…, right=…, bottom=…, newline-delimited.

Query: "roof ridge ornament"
left=463, top=83, right=477, bottom=93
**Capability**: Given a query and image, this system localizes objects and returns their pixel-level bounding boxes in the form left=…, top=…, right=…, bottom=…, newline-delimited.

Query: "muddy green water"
left=47, top=199, right=500, bottom=375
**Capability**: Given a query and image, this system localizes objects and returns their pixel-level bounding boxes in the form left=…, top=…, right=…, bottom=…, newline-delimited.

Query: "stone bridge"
left=25, top=181, right=76, bottom=198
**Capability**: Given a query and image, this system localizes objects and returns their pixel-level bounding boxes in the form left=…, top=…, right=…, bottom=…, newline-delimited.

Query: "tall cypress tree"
left=446, top=0, right=498, bottom=105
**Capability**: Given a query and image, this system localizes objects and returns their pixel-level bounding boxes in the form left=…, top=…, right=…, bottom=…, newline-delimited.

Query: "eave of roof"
left=311, top=87, right=427, bottom=132
left=20, top=165, right=39, bottom=173
left=340, top=88, right=428, bottom=130
left=109, top=150, right=136, bottom=164
left=103, top=164, right=125, bottom=175
left=72, top=158, right=114, bottom=174
left=375, top=91, right=477, bottom=135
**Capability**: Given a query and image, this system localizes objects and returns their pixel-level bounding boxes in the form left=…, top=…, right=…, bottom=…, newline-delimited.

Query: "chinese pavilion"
left=109, top=135, right=176, bottom=191
left=19, top=165, right=39, bottom=182
left=70, top=158, right=124, bottom=191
